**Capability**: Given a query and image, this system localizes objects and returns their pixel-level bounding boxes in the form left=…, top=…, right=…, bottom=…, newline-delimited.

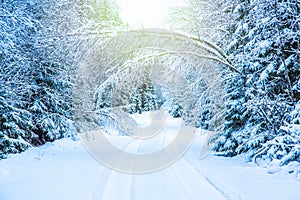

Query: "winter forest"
left=0, top=0, right=300, bottom=197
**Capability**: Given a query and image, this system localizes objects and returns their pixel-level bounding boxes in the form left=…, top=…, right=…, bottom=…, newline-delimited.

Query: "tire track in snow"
left=90, top=138, right=142, bottom=200
left=173, top=155, right=228, bottom=200
left=96, top=139, right=144, bottom=200
left=164, top=126, right=235, bottom=200
left=162, top=132, right=198, bottom=200
left=162, top=129, right=227, bottom=200
left=182, top=155, right=237, bottom=200
left=89, top=121, right=233, bottom=200
left=131, top=129, right=193, bottom=200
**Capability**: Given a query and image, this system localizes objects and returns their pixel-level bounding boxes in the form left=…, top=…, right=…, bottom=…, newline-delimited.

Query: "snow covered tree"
left=128, top=81, right=160, bottom=114
left=86, top=0, right=122, bottom=26
left=212, top=0, right=300, bottom=164
left=0, top=96, right=33, bottom=158
left=0, top=0, right=122, bottom=158
left=169, top=0, right=235, bottom=48
left=0, top=1, right=40, bottom=157
left=168, top=98, right=183, bottom=118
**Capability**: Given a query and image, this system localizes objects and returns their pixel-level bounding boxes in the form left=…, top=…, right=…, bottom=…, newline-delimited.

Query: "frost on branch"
left=73, top=29, right=232, bottom=135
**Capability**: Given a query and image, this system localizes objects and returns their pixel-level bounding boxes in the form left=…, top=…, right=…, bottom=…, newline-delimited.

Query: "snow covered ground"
left=0, top=113, right=300, bottom=200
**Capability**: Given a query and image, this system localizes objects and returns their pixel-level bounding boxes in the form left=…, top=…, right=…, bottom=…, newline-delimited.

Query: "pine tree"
left=168, top=98, right=183, bottom=118
left=0, top=0, right=122, bottom=158
left=213, top=0, right=300, bottom=164
left=129, top=81, right=160, bottom=114
left=0, top=1, right=39, bottom=157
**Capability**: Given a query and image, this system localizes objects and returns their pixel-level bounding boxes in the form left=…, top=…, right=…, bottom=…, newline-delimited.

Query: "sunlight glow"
left=119, top=0, right=184, bottom=28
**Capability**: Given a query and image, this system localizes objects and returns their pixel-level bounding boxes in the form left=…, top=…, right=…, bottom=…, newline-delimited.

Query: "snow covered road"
left=1, top=114, right=300, bottom=200
left=89, top=137, right=226, bottom=200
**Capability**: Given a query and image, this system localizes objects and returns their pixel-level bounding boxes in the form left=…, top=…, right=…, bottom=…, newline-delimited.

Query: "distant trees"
left=128, top=81, right=160, bottom=114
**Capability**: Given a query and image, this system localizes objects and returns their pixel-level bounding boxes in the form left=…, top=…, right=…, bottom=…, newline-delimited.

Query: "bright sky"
left=119, top=0, right=184, bottom=28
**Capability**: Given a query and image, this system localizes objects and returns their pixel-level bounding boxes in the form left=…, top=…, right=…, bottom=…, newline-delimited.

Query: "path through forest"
left=1, top=113, right=300, bottom=200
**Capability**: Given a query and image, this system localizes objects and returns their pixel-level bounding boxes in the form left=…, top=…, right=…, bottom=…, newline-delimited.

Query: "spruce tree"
left=0, top=0, right=122, bottom=158
left=129, top=81, right=159, bottom=114
left=213, top=0, right=300, bottom=164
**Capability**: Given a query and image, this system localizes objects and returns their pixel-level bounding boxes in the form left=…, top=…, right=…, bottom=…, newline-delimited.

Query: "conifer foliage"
left=0, top=0, right=121, bottom=158
left=1, top=0, right=299, bottom=168
left=0, top=0, right=76, bottom=158
left=213, top=0, right=300, bottom=164
left=128, top=81, right=160, bottom=114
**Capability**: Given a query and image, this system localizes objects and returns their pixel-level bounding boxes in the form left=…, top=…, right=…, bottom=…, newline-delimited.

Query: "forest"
left=0, top=0, right=299, bottom=171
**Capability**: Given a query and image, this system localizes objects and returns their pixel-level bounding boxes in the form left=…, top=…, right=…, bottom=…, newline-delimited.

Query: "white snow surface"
left=1, top=113, right=300, bottom=200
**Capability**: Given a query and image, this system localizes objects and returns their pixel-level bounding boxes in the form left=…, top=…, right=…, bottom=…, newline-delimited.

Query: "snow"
left=1, top=113, right=300, bottom=200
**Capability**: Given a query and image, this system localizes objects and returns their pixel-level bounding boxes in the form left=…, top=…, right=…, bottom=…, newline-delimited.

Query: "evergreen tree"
left=0, top=1, right=40, bottom=157
left=168, top=98, right=183, bottom=118
left=129, top=81, right=160, bottom=114
left=0, top=0, right=122, bottom=158
left=213, top=0, right=300, bottom=164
